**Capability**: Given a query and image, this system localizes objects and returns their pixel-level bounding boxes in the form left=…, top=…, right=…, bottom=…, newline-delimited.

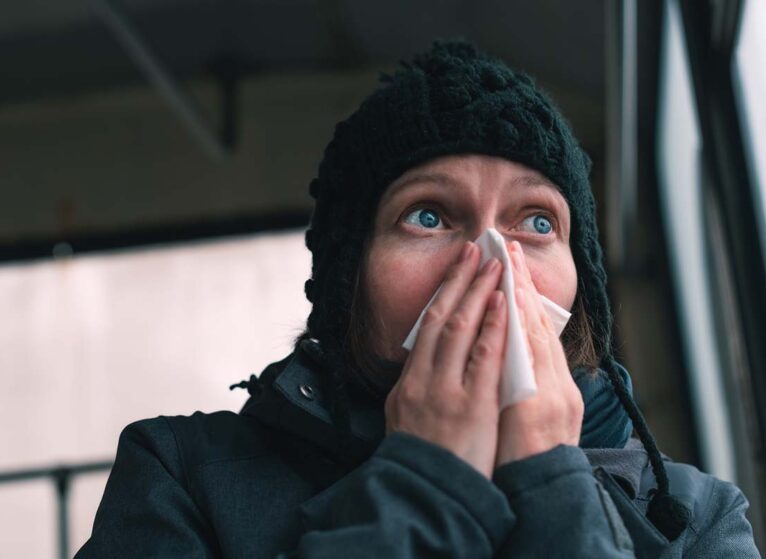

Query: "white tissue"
left=402, top=228, right=572, bottom=409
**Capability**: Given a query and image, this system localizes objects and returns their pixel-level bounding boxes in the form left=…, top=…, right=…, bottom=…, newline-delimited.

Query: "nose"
left=466, top=222, right=509, bottom=247
left=464, top=216, right=490, bottom=240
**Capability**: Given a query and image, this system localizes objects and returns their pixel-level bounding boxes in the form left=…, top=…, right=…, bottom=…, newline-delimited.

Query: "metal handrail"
left=0, top=460, right=114, bottom=559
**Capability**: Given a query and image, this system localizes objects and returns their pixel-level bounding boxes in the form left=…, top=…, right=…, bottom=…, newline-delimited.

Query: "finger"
left=514, top=243, right=557, bottom=334
left=511, top=243, right=552, bottom=334
left=463, top=289, right=507, bottom=399
left=405, top=241, right=481, bottom=377
left=513, top=245, right=562, bottom=373
left=516, top=283, right=553, bottom=379
left=513, top=245, right=570, bottom=383
left=514, top=286, right=534, bottom=368
left=433, top=256, right=504, bottom=383
left=546, top=317, right=572, bottom=383
left=511, top=244, right=555, bottom=385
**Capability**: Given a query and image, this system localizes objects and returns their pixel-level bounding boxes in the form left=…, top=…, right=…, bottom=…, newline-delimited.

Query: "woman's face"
left=363, top=154, right=578, bottom=363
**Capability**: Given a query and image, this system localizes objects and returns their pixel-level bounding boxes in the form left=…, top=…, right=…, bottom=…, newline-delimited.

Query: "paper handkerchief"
left=402, top=228, right=572, bottom=409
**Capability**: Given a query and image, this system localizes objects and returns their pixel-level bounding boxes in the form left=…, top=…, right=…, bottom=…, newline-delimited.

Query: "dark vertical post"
left=605, top=0, right=640, bottom=273
left=53, top=468, right=70, bottom=559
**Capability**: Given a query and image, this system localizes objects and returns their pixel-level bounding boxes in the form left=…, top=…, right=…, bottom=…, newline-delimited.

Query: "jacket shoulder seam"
left=160, top=415, right=193, bottom=493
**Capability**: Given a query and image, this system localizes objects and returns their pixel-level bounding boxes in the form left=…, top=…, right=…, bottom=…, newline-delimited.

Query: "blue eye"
left=403, top=208, right=443, bottom=229
left=522, top=214, right=553, bottom=235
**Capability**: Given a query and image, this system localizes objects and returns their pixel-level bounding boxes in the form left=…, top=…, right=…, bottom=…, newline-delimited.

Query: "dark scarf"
left=575, top=364, right=634, bottom=449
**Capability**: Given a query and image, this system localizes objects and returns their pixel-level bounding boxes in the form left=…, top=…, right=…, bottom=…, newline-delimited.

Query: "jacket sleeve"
left=683, top=481, right=761, bottom=558
left=491, top=445, right=636, bottom=558
left=74, top=418, right=220, bottom=558
left=76, top=419, right=514, bottom=559
left=279, top=432, right=514, bottom=559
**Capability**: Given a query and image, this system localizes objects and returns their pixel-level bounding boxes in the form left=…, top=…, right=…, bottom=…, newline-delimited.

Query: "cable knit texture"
left=304, top=40, right=607, bottom=375
left=300, top=39, right=690, bottom=540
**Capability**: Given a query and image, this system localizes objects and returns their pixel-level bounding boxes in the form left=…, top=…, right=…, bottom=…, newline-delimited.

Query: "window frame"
left=676, top=0, right=766, bottom=542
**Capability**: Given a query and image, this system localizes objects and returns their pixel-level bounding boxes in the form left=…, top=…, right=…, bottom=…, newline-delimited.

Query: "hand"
left=495, top=241, right=584, bottom=467
left=385, top=241, right=508, bottom=479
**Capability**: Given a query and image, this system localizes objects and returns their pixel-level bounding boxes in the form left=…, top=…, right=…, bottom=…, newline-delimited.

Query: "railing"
left=0, top=460, right=113, bottom=559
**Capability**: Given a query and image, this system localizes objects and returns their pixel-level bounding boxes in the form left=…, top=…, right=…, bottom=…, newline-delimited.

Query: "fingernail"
left=460, top=242, right=474, bottom=262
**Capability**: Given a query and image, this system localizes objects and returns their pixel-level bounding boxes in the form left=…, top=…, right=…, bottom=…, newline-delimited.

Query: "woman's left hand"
left=495, top=241, right=584, bottom=467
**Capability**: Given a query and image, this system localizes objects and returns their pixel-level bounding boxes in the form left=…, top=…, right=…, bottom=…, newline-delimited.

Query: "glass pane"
left=656, top=0, right=735, bottom=481
left=734, top=0, right=766, bottom=250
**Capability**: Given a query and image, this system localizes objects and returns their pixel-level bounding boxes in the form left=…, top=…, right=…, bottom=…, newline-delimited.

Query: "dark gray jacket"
left=75, top=344, right=760, bottom=558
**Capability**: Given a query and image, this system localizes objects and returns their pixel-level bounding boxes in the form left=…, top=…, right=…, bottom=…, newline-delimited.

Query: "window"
left=656, top=0, right=736, bottom=482
left=734, top=0, right=766, bottom=251
left=0, top=230, right=310, bottom=556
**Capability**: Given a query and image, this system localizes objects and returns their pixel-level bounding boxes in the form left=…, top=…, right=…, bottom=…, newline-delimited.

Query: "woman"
left=76, top=41, right=760, bottom=558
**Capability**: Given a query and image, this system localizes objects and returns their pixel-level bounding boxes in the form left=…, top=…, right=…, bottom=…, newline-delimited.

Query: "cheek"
left=364, top=245, right=450, bottom=354
left=527, top=251, right=578, bottom=312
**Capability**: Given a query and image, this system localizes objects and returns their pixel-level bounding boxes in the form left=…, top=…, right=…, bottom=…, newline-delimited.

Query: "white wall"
left=0, top=229, right=311, bottom=557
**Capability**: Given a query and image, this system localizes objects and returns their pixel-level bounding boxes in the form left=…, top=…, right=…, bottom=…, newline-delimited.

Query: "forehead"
left=381, top=154, right=563, bottom=205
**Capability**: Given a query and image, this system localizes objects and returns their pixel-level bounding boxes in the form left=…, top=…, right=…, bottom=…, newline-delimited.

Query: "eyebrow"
left=384, top=171, right=559, bottom=202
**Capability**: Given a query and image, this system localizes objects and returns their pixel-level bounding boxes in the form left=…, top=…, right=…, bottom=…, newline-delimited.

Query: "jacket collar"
left=585, top=438, right=648, bottom=498
left=240, top=340, right=648, bottom=495
left=240, top=341, right=385, bottom=467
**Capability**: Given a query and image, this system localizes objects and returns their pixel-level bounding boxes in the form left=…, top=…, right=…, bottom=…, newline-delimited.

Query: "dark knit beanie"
left=301, top=40, right=690, bottom=540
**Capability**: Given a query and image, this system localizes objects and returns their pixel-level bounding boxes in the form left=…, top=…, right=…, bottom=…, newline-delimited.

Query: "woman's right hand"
left=384, top=241, right=508, bottom=479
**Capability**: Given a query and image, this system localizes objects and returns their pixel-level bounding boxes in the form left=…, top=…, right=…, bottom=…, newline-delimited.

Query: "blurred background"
left=1, top=0, right=764, bottom=556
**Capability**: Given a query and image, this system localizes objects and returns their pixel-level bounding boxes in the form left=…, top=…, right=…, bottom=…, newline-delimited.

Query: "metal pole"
left=0, top=461, right=113, bottom=558
left=53, top=468, right=70, bottom=559
left=92, top=0, right=227, bottom=160
left=605, top=0, right=639, bottom=272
